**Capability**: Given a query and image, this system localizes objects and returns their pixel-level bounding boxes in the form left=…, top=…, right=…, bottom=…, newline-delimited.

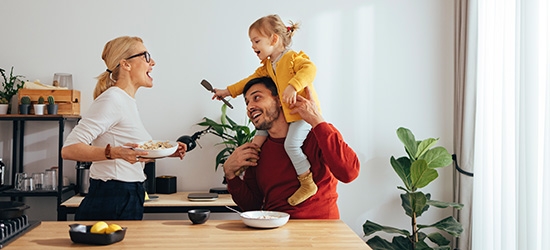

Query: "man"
left=223, top=77, right=360, bottom=219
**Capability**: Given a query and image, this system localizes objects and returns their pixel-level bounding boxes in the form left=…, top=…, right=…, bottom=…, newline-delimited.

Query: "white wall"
left=0, top=0, right=455, bottom=239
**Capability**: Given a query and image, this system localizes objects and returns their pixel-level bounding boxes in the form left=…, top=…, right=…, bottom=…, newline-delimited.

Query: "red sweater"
left=227, top=122, right=360, bottom=219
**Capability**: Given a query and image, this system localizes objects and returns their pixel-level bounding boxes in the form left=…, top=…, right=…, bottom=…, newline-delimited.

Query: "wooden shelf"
left=0, top=115, right=80, bottom=220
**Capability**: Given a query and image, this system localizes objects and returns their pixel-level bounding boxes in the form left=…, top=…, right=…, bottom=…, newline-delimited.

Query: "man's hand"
left=289, top=86, right=324, bottom=128
left=223, top=142, right=260, bottom=180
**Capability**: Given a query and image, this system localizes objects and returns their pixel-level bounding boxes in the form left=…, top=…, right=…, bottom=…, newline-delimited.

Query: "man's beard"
left=253, top=104, right=281, bottom=131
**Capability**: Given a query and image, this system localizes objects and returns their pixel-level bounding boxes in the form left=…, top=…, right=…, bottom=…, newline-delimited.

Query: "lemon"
left=90, top=221, right=108, bottom=234
left=106, top=223, right=122, bottom=234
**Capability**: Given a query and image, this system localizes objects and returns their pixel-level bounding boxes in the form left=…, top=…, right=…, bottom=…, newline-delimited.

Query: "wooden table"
left=58, top=192, right=239, bottom=220
left=9, top=220, right=371, bottom=249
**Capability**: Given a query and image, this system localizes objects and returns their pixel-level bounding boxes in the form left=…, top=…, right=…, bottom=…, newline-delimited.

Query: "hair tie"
left=106, top=69, right=112, bottom=73
left=287, top=26, right=292, bottom=32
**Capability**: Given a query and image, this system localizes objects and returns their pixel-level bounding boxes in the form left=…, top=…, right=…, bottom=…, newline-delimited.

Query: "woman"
left=61, top=36, right=186, bottom=220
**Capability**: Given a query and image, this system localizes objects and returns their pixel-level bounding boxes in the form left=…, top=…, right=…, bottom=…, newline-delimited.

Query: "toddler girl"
left=214, top=14, right=321, bottom=206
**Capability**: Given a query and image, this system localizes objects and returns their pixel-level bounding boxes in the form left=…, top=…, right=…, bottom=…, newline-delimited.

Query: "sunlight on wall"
left=307, top=3, right=377, bottom=237
left=309, top=4, right=374, bottom=157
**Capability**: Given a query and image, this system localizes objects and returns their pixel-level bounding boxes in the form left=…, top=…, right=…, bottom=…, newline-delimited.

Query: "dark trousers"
left=75, top=178, right=145, bottom=221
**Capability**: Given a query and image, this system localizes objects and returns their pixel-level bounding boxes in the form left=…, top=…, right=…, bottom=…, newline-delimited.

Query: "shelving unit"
left=0, top=114, right=80, bottom=220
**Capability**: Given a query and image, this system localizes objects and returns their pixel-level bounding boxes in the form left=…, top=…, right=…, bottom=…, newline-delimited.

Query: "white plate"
left=240, top=211, right=290, bottom=229
left=134, top=140, right=178, bottom=159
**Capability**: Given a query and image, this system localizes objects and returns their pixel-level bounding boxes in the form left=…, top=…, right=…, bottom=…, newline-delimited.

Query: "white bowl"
left=240, top=211, right=290, bottom=229
left=134, top=140, right=178, bottom=159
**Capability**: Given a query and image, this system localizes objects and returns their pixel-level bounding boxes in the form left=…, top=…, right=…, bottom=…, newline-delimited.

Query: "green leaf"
left=390, top=156, right=412, bottom=190
left=363, top=220, right=410, bottom=237
left=397, top=127, right=417, bottom=160
left=429, top=246, right=451, bottom=250
left=417, top=216, right=463, bottom=237
left=426, top=232, right=451, bottom=247
left=214, top=147, right=234, bottom=171
left=366, top=236, right=395, bottom=250
left=221, top=104, right=229, bottom=125
left=421, top=147, right=452, bottom=169
left=426, top=200, right=464, bottom=210
left=415, top=138, right=437, bottom=158
left=411, top=160, right=438, bottom=189
left=413, top=240, right=432, bottom=250
left=392, top=236, right=413, bottom=250
left=401, top=192, right=429, bottom=217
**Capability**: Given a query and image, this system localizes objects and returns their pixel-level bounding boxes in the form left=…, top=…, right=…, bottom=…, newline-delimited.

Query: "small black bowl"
left=188, top=209, right=210, bottom=224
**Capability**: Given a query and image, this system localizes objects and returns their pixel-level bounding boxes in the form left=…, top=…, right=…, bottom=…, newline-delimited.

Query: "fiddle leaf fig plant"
left=197, top=104, right=256, bottom=171
left=363, top=127, right=463, bottom=250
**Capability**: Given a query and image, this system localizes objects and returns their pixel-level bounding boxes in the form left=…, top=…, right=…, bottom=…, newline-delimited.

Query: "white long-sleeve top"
left=64, top=87, right=152, bottom=182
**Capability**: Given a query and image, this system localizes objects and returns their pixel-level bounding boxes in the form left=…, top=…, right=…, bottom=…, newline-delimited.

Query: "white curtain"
left=472, top=0, right=550, bottom=249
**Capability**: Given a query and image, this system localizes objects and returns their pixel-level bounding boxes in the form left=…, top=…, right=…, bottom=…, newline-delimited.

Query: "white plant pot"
left=33, top=104, right=46, bottom=115
left=0, top=104, right=8, bottom=114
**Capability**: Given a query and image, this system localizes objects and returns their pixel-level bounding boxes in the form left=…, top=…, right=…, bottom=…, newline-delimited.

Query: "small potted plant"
left=0, top=97, right=9, bottom=114
left=47, top=95, right=58, bottom=115
left=19, top=95, right=31, bottom=114
left=0, top=66, right=26, bottom=114
left=33, top=96, right=46, bottom=115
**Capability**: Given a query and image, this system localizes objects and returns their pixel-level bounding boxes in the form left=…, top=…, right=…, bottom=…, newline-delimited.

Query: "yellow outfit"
left=227, top=50, right=321, bottom=122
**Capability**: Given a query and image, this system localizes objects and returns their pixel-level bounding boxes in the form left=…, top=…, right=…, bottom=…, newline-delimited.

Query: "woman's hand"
left=223, top=142, right=260, bottom=180
left=115, top=143, right=149, bottom=164
left=168, top=141, right=187, bottom=159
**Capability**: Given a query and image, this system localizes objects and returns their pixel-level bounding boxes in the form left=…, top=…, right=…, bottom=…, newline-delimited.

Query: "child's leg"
left=252, top=130, right=268, bottom=147
left=285, top=120, right=317, bottom=206
left=234, top=130, right=268, bottom=176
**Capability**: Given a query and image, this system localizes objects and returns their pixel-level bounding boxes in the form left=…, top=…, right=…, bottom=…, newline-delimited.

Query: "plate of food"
left=239, top=210, right=290, bottom=229
left=134, top=140, right=178, bottom=159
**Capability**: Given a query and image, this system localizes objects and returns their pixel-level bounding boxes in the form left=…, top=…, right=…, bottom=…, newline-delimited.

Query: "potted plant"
left=47, top=95, right=58, bottom=115
left=196, top=104, right=256, bottom=174
left=0, top=97, right=8, bottom=114
left=363, top=127, right=463, bottom=250
left=33, top=96, right=46, bottom=115
left=19, top=95, right=31, bottom=114
left=0, top=66, right=26, bottom=114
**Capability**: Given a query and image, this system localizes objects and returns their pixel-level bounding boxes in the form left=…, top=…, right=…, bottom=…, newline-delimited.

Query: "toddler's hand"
left=212, top=88, right=230, bottom=100
left=282, top=85, right=297, bottom=105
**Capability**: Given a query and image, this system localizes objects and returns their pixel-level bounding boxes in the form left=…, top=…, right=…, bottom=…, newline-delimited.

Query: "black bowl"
left=188, top=209, right=210, bottom=224
left=68, top=224, right=127, bottom=245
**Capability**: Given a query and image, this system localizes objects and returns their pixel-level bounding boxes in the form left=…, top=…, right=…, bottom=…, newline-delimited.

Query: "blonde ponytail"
left=93, top=36, right=143, bottom=99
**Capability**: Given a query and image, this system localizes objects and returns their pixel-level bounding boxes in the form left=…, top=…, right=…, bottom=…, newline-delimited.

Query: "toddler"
left=214, top=14, right=321, bottom=206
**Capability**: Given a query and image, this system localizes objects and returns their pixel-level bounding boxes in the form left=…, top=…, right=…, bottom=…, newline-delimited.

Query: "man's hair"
left=243, top=77, right=278, bottom=97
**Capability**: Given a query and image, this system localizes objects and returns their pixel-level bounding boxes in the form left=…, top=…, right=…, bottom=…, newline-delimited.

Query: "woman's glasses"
left=113, top=51, right=151, bottom=70
left=125, top=51, right=150, bottom=63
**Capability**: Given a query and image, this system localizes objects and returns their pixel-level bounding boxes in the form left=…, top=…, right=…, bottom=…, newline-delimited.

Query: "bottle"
left=0, top=157, right=5, bottom=187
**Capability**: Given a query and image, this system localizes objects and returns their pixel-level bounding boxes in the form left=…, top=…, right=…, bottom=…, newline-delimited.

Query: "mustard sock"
left=287, top=172, right=318, bottom=206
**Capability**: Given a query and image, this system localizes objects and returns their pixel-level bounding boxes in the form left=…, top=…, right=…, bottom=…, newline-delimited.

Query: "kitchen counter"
left=8, top=219, right=371, bottom=249
left=58, top=192, right=239, bottom=220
